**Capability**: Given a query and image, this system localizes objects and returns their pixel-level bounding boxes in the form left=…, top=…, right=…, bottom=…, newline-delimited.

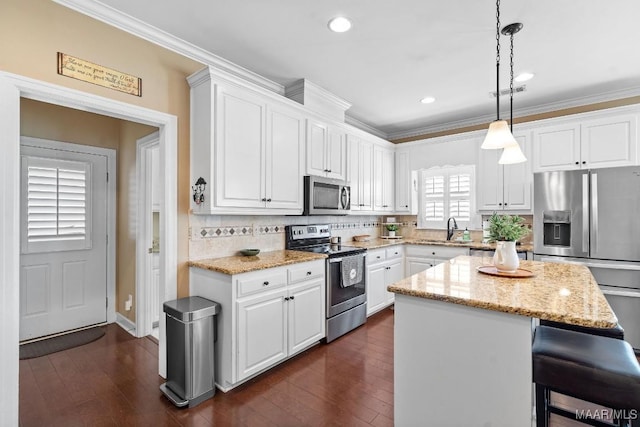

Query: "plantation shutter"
left=449, top=173, right=471, bottom=221
left=22, top=156, right=91, bottom=253
left=423, top=174, right=445, bottom=221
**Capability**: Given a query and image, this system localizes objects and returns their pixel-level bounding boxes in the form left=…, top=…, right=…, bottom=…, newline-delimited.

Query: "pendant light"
left=498, top=22, right=527, bottom=164
left=481, top=0, right=518, bottom=150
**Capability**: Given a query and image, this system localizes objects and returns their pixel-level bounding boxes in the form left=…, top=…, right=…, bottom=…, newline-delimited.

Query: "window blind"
left=26, top=164, right=86, bottom=242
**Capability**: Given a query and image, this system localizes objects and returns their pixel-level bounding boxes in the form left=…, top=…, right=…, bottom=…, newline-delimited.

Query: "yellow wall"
left=20, top=98, right=157, bottom=322
left=2, top=0, right=204, bottom=303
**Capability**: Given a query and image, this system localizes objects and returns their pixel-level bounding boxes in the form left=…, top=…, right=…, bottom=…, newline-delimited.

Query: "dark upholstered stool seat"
left=540, top=319, right=625, bottom=340
left=533, top=326, right=640, bottom=426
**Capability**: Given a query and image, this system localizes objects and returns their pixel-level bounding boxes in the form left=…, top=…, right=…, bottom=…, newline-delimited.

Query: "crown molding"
left=344, top=115, right=388, bottom=140
left=388, top=86, right=640, bottom=141
left=52, top=0, right=285, bottom=95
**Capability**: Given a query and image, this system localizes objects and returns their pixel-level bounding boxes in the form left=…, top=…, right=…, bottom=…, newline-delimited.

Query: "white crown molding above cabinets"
left=285, top=79, right=352, bottom=122
left=389, top=85, right=640, bottom=141
left=345, top=115, right=389, bottom=140
left=52, top=0, right=285, bottom=95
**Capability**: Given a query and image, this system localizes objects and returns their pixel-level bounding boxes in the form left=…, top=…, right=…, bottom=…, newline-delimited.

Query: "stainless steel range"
left=285, top=224, right=367, bottom=343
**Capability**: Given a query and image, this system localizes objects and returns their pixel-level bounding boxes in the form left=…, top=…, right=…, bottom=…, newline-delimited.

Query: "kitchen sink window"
left=417, top=165, right=476, bottom=229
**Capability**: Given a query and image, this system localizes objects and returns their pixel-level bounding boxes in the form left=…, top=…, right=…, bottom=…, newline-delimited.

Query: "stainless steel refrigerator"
left=533, top=166, right=640, bottom=350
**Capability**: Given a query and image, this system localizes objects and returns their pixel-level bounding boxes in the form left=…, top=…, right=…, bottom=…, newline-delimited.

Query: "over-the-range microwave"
left=303, top=175, right=351, bottom=215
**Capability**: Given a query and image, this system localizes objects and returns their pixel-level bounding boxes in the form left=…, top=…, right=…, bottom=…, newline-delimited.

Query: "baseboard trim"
left=116, top=313, right=137, bottom=337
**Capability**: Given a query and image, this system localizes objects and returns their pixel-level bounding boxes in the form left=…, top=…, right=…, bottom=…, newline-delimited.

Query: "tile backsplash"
left=189, top=213, right=534, bottom=260
left=189, top=214, right=382, bottom=260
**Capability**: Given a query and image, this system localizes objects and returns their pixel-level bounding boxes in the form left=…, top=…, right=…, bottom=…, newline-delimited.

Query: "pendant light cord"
left=509, top=31, right=514, bottom=132
left=495, top=0, right=501, bottom=120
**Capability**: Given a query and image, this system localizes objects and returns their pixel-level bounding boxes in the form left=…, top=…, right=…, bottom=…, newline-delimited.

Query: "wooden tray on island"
left=477, top=265, right=534, bottom=278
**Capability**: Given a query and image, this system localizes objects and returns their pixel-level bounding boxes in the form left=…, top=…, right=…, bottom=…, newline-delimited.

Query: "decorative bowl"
left=240, top=249, right=260, bottom=256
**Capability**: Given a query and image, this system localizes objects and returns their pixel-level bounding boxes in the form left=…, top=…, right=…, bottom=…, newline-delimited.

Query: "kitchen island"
left=388, top=255, right=616, bottom=427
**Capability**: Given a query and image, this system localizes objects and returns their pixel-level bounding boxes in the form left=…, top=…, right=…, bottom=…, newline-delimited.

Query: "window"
left=21, top=155, right=92, bottom=253
left=417, top=165, right=476, bottom=229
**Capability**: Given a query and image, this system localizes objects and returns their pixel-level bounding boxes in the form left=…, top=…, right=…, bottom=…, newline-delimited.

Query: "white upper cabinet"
left=581, top=114, right=637, bottom=169
left=373, top=146, right=394, bottom=211
left=533, top=111, right=637, bottom=172
left=188, top=69, right=304, bottom=215
left=265, top=105, right=305, bottom=210
left=306, top=119, right=347, bottom=181
left=347, top=135, right=373, bottom=211
left=478, top=132, right=532, bottom=212
left=395, top=150, right=412, bottom=213
left=215, top=85, right=266, bottom=209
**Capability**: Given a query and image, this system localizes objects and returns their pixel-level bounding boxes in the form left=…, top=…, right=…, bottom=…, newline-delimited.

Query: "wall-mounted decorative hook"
left=192, top=177, right=207, bottom=205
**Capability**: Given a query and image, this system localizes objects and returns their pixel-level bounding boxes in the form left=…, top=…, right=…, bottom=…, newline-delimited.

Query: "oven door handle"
left=329, top=257, right=343, bottom=263
left=601, top=288, right=640, bottom=298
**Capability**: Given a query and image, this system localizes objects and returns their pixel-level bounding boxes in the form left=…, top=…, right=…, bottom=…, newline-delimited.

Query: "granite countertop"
left=189, top=250, right=327, bottom=275
left=388, top=255, right=617, bottom=328
left=344, top=237, right=533, bottom=252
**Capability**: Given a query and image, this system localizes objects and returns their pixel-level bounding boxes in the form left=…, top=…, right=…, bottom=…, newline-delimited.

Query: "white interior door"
left=20, top=143, right=108, bottom=340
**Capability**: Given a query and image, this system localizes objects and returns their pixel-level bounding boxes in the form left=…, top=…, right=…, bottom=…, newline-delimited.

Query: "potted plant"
left=386, top=223, right=399, bottom=238
left=487, top=213, right=530, bottom=272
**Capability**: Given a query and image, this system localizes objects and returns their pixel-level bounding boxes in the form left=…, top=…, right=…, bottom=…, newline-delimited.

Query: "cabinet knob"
left=504, top=202, right=508, bottom=206
left=432, top=252, right=436, bottom=255
left=267, top=198, right=272, bottom=202
left=575, top=161, right=579, bottom=165
left=377, top=256, right=381, bottom=259
left=284, top=297, right=290, bottom=301
left=263, top=281, right=269, bottom=286
left=261, top=198, right=266, bottom=202
left=498, top=202, right=502, bottom=206
left=290, top=295, right=295, bottom=300
left=582, top=161, right=586, bottom=164
left=328, top=169, right=332, bottom=173
left=306, top=271, right=312, bottom=275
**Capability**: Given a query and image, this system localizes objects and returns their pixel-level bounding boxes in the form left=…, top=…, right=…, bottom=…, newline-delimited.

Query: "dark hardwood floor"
left=20, top=307, right=639, bottom=426
left=19, top=308, right=395, bottom=427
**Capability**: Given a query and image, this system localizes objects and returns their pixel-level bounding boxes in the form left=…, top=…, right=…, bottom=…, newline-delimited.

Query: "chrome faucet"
left=446, top=217, right=458, bottom=240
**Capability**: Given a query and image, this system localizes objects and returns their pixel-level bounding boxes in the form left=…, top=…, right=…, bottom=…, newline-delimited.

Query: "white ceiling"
left=78, top=0, right=640, bottom=139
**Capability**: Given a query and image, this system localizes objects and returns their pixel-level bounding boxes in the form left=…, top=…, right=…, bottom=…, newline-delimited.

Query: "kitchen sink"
left=413, top=239, right=472, bottom=245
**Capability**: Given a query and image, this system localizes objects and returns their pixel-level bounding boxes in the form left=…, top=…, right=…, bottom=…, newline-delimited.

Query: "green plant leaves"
left=488, top=212, right=530, bottom=242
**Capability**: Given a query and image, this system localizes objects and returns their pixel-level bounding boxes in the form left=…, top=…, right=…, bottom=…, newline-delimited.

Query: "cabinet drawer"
left=405, top=244, right=468, bottom=260
left=385, top=246, right=404, bottom=260
left=367, top=248, right=386, bottom=265
left=237, top=270, right=287, bottom=297
left=288, top=261, right=324, bottom=284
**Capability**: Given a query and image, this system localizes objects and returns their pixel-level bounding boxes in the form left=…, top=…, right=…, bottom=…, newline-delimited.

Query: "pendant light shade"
left=481, top=119, right=518, bottom=149
left=499, top=141, right=527, bottom=164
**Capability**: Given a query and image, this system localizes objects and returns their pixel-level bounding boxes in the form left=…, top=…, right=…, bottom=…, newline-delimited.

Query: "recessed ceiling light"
left=328, top=16, right=352, bottom=33
left=515, top=72, right=535, bottom=82
left=420, top=96, right=436, bottom=104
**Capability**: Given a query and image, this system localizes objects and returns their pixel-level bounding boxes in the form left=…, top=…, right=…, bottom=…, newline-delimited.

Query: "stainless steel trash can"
left=160, top=296, right=220, bottom=408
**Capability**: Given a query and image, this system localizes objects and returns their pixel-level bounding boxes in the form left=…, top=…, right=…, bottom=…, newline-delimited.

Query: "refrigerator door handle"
left=582, top=173, right=589, bottom=254
left=591, top=172, right=598, bottom=254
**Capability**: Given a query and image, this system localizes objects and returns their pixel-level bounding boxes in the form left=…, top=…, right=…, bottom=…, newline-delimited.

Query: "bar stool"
left=539, top=319, right=625, bottom=340
left=532, top=325, right=640, bottom=427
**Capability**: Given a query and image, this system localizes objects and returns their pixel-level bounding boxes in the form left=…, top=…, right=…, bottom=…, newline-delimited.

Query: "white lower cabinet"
left=189, top=259, right=325, bottom=391
left=366, top=246, right=404, bottom=315
left=237, top=289, right=287, bottom=380
left=404, top=245, right=470, bottom=275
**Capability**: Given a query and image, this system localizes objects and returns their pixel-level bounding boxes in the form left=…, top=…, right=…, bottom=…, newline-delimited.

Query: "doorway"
left=19, top=137, right=116, bottom=341
left=136, top=132, right=162, bottom=339
left=0, top=71, right=179, bottom=425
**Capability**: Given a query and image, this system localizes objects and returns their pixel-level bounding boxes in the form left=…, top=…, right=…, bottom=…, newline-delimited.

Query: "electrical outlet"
left=125, top=294, right=133, bottom=311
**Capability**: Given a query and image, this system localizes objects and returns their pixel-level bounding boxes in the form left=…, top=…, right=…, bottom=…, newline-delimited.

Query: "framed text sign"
left=57, top=52, right=142, bottom=97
